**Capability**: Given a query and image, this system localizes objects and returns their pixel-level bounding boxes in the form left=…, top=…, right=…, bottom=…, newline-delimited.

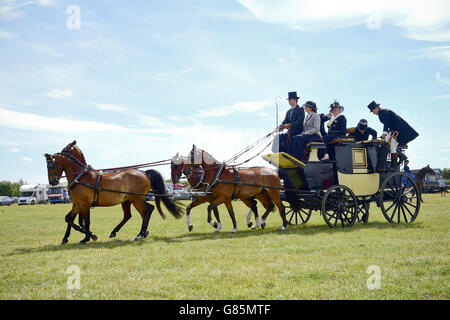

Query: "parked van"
left=47, top=182, right=70, bottom=204
left=18, top=184, right=48, bottom=205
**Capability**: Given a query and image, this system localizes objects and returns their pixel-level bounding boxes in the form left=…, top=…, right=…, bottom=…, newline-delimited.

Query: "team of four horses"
left=45, top=137, right=429, bottom=245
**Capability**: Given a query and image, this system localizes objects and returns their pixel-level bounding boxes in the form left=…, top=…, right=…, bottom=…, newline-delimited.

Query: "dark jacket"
left=281, top=105, right=305, bottom=136
left=378, top=108, right=419, bottom=145
left=319, top=113, right=330, bottom=137
left=327, top=114, right=347, bottom=136
left=348, top=127, right=377, bottom=142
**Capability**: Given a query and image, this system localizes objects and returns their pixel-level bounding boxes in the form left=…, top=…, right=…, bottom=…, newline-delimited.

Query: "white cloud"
left=96, top=103, right=128, bottom=113
left=0, top=30, right=13, bottom=38
left=438, top=148, right=450, bottom=153
left=45, top=89, right=74, bottom=98
left=235, top=0, right=450, bottom=39
left=436, top=72, right=450, bottom=85
left=408, top=30, right=450, bottom=42
left=196, top=99, right=272, bottom=118
left=21, top=157, right=32, bottom=162
left=416, top=46, right=450, bottom=66
left=0, top=0, right=55, bottom=19
left=10, top=147, right=19, bottom=153
left=430, top=94, right=450, bottom=99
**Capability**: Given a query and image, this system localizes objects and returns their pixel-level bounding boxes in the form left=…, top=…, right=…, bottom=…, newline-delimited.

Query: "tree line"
left=0, top=179, right=27, bottom=197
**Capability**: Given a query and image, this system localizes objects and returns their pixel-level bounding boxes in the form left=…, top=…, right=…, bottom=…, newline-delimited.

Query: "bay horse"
left=188, top=146, right=288, bottom=232
left=171, top=153, right=273, bottom=232
left=45, top=141, right=183, bottom=244
left=412, top=165, right=435, bottom=203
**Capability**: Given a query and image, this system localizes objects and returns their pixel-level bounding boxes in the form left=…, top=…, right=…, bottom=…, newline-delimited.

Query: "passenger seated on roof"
left=346, top=119, right=377, bottom=142
left=288, top=101, right=322, bottom=161
left=321, top=100, right=347, bottom=161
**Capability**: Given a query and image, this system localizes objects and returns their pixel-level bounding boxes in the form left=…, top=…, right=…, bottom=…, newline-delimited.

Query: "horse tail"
left=145, top=169, right=184, bottom=219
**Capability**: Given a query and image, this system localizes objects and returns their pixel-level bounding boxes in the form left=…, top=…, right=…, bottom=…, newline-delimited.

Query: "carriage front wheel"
left=379, top=172, right=420, bottom=224
left=283, top=201, right=312, bottom=225
left=321, top=185, right=358, bottom=228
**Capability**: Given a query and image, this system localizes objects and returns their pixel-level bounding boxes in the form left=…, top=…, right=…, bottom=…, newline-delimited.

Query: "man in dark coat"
left=347, top=119, right=377, bottom=142
left=272, top=91, right=305, bottom=153
left=368, top=101, right=419, bottom=168
left=322, top=101, right=346, bottom=160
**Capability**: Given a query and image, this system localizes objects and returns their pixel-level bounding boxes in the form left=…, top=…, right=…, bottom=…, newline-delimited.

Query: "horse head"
left=171, top=152, right=185, bottom=184
left=44, top=153, right=64, bottom=186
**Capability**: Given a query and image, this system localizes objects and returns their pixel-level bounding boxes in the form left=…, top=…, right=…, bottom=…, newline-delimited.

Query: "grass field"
left=0, top=194, right=449, bottom=300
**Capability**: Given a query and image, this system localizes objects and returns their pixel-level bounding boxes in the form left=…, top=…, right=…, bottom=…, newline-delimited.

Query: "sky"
left=1, top=0, right=450, bottom=185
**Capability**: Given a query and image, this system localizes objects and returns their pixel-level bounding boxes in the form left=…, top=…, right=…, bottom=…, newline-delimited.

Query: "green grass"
left=0, top=194, right=449, bottom=299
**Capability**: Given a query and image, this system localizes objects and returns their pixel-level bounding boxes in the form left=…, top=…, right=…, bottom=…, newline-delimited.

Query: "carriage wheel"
left=357, top=202, right=370, bottom=224
left=379, top=172, right=420, bottom=224
left=322, top=185, right=358, bottom=228
left=283, top=202, right=312, bottom=225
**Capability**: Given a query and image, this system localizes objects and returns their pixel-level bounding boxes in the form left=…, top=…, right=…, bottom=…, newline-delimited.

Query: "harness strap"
left=206, top=164, right=225, bottom=192
left=232, top=166, right=241, bottom=200
left=91, top=170, right=103, bottom=208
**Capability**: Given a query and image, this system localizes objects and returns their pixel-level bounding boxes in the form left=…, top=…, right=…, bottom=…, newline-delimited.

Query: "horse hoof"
left=261, top=223, right=266, bottom=229
left=143, top=231, right=149, bottom=238
left=247, top=222, right=253, bottom=228
left=188, top=225, right=194, bottom=232
left=91, top=234, right=98, bottom=241
left=78, top=240, right=86, bottom=245
left=213, top=222, right=218, bottom=228
left=134, top=236, right=141, bottom=241
left=61, top=239, right=68, bottom=245
left=109, top=232, right=116, bottom=238
left=280, top=226, right=286, bottom=231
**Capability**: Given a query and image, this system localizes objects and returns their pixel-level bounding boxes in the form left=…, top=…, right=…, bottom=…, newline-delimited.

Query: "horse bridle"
left=46, top=151, right=92, bottom=187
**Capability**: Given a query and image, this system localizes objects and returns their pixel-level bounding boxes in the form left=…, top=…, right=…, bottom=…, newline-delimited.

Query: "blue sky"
left=1, top=0, right=450, bottom=184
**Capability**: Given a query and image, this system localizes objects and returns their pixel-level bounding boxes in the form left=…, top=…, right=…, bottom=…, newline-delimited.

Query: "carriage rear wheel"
left=283, top=202, right=312, bottom=225
left=357, top=202, right=370, bottom=224
left=379, top=172, right=420, bottom=224
left=322, top=185, right=358, bottom=228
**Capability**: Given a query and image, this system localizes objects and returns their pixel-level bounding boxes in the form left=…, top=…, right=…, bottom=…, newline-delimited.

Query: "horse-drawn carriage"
left=262, top=137, right=421, bottom=228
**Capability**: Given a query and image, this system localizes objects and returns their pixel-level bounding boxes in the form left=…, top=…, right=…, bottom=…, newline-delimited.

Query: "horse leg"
left=185, top=197, right=207, bottom=232
left=242, top=198, right=258, bottom=229
left=262, top=189, right=287, bottom=231
left=212, top=207, right=221, bottom=232
left=207, top=198, right=225, bottom=232
left=110, top=201, right=132, bottom=238
left=79, top=209, right=95, bottom=244
left=133, top=201, right=154, bottom=241
left=223, top=200, right=238, bottom=233
left=61, top=210, right=76, bottom=245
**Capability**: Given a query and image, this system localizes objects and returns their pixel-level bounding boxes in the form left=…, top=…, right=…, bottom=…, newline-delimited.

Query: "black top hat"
left=303, top=100, right=317, bottom=113
left=367, top=100, right=380, bottom=111
left=287, top=91, right=300, bottom=100
left=329, top=100, right=344, bottom=112
left=357, top=119, right=368, bottom=131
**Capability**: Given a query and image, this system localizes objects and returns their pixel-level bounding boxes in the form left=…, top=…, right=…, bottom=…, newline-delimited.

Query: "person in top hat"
left=346, top=119, right=377, bottom=142
left=321, top=100, right=347, bottom=160
left=272, top=91, right=305, bottom=153
left=368, top=101, right=419, bottom=168
left=288, top=101, right=322, bottom=161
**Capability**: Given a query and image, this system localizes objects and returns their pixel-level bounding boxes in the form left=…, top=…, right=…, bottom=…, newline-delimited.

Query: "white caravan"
left=18, top=184, right=48, bottom=205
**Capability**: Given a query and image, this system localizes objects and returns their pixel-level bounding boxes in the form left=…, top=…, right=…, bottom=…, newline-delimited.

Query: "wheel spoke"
left=404, top=201, right=417, bottom=209
left=384, top=201, right=396, bottom=214
left=400, top=204, right=408, bottom=223
left=403, top=203, right=415, bottom=217
left=390, top=203, right=399, bottom=221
